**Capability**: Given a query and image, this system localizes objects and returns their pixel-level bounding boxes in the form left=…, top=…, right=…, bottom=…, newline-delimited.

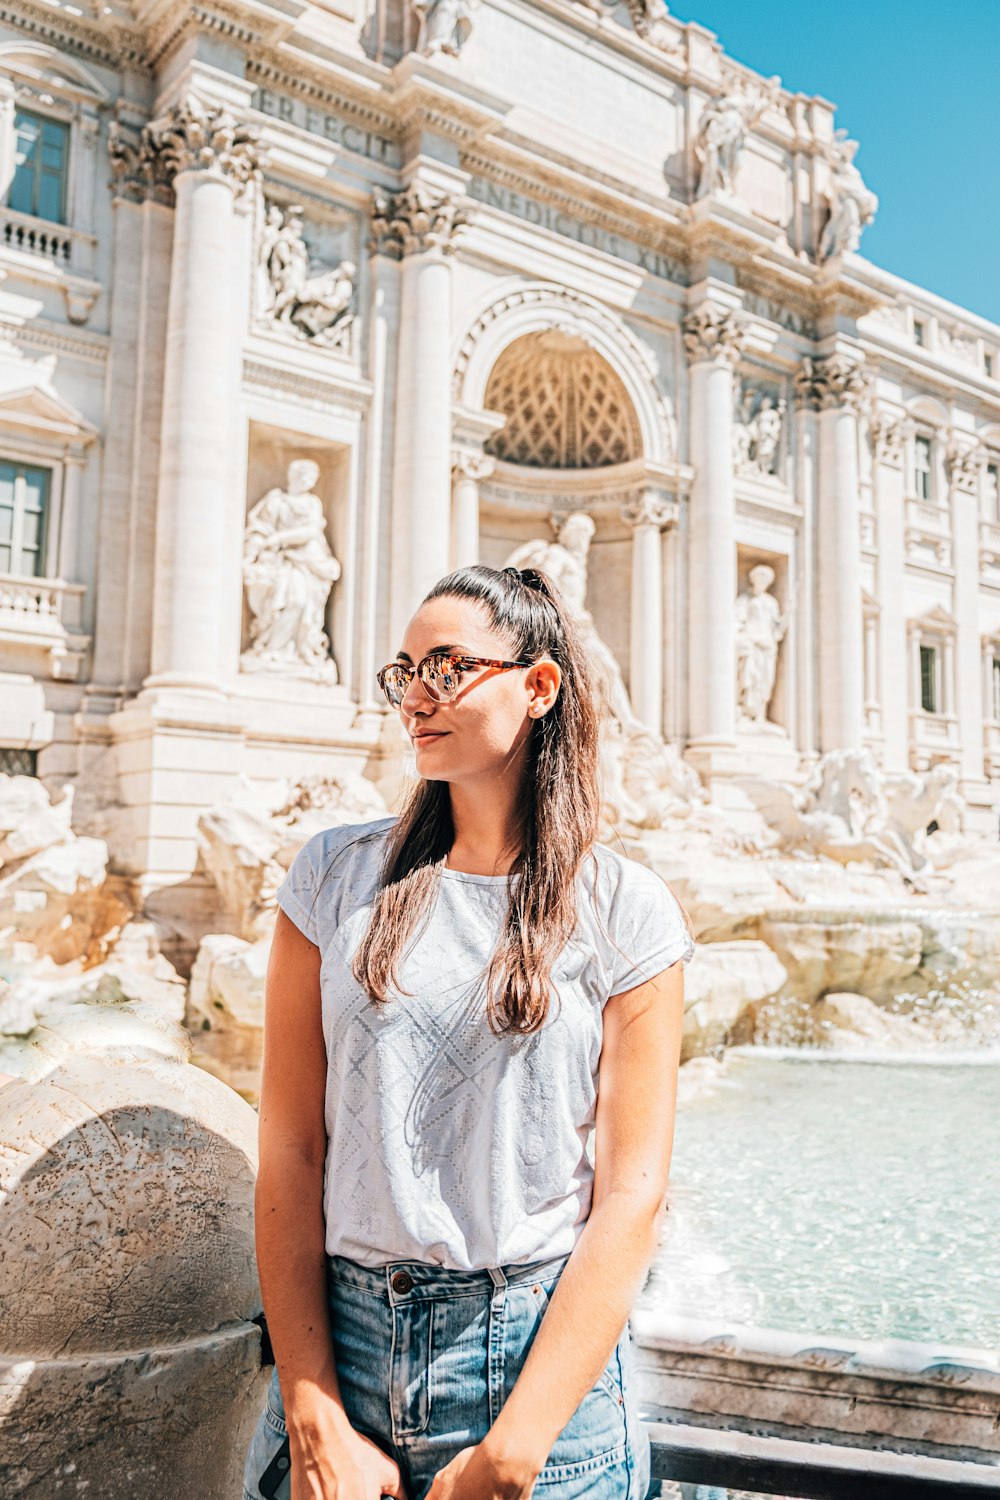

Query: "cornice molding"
left=0, top=316, right=109, bottom=365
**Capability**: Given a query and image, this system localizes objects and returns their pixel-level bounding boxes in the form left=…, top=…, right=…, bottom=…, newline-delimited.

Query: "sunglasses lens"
left=422, top=655, right=461, bottom=701
left=380, top=665, right=410, bottom=707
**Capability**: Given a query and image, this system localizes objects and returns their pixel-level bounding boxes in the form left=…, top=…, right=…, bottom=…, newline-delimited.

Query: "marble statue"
left=694, top=79, right=777, bottom=199
left=750, top=395, right=785, bottom=476
left=738, top=748, right=971, bottom=882
left=241, top=459, right=341, bottom=682
left=413, top=0, right=477, bottom=57
left=732, top=388, right=755, bottom=470
left=258, top=204, right=356, bottom=345
left=506, top=511, right=636, bottom=731
left=504, top=510, right=705, bottom=829
left=818, top=132, right=879, bottom=261
left=735, top=565, right=787, bottom=728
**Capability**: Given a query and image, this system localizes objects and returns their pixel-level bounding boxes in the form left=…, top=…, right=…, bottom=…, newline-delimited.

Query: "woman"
left=243, top=563, right=694, bottom=1500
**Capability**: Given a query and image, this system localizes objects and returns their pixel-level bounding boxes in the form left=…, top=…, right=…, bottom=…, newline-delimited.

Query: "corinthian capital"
left=794, top=353, right=869, bottom=412
left=868, top=407, right=913, bottom=467
left=945, top=433, right=984, bottom=494
left=682, top=304, right=745, bottom=366
left=621, top=489, right=675, bottom=529
left=145, top=99, right=263, bottom=193
left=369, top=186, right=468, bottom=258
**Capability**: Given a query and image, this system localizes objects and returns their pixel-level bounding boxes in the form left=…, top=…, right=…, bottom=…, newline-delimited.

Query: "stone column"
left=948, top=434, right=985, bottom=783
left=622, top=489, right=674, bottom=737
left=56, top=454, right=84, bottom=581
left=375, top=186, right=466, bottom=648
left=869, top=409, right=911, bottom=770
left=798, top=353, right=868, bottom=752
left=86, top=124, right=176, bottom=707
left=793, top=391, right=818, bottom=760
left=144, top=100, right=261, bottom=694
left=0, top=76, right=17, bottom=201
left=683, top=304, right=744, bottom=769
left=450, top=453, right=493, bottom=570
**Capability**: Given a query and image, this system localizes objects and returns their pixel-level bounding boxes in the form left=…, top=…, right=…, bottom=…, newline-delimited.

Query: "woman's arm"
left=481, top=958, right=685, bottom=1486
left=256, top=909, right=351, bottom=1429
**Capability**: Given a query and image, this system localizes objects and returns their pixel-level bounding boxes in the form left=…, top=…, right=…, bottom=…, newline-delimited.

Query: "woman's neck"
left=446, top=781, right=525, bottom=876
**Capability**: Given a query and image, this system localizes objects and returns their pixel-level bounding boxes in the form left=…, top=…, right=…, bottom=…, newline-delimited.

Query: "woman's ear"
left=526, top=658, right=561, bottom=717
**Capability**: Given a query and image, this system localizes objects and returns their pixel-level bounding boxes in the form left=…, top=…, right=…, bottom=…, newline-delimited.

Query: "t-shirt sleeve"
left=274, top=832, right=327, bottom=946
left=607, top=862, right=695, bottom=997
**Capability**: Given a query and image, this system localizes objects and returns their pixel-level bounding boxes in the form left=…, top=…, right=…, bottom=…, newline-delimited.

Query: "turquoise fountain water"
left=649, top=1049, right=1000, bottom=1349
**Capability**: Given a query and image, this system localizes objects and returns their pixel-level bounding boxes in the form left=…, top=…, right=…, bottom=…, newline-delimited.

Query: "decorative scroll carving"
left=794, top=354, right=869, bottom=412
left=682, top=305, right=745, bottom=366
left=452, top=451, right=495, bottom=482
left=369, top=186, right=467, bottom=258
left=945, top=436, right=984, bottom=495
left=869, top=410, right=912, bottom=468
left=621, top=490, right=674, bottom=529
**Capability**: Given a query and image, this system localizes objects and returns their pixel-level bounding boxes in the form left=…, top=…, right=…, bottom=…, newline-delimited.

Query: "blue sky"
left=667, top=0, right=1000, bottom=326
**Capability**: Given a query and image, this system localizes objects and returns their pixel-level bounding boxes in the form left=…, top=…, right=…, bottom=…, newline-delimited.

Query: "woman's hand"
left=424, top=1442, right=539, bottom=1500
left=289, top=1414, right=408, bottom=1500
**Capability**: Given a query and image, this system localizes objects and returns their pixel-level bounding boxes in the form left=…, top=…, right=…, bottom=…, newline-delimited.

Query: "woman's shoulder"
left=580, top=842, right=690, bottom=927
left=289, top=814, right=397, bottom=880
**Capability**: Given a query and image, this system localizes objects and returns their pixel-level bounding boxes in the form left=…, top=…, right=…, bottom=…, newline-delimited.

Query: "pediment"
left=910, top=603, right=957, bottom=636
left=0, top=43, right=110, bottom=105
left=0, top=382, right=97, bottom=441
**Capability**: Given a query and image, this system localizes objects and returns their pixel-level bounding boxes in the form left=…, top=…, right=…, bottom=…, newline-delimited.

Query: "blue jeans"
left=243, top=1250, right=652, bottom=1500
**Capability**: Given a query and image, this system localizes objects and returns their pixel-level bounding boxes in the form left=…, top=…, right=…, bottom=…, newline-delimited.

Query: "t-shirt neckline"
left=440, top=865, right=520, bottom=884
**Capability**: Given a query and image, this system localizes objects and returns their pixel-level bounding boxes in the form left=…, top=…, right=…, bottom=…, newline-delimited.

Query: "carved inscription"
left=467, top=178, right=685, bottom=282
left=252, top=89, right=400, bottom=167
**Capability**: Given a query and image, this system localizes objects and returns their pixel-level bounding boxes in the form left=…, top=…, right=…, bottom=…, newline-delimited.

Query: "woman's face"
left=396, top=595, right=559, bottom=784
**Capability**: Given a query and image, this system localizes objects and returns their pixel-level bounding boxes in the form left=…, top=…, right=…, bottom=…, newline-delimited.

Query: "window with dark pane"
left=9, top=109, right=69, bottom=224
left=0, top=460, right=51, bottom=576
left=914, top=434, right=933, bottom=501
left=0, top=747, right=38, bottom=777
left=919, top=644, right=937, bottom=714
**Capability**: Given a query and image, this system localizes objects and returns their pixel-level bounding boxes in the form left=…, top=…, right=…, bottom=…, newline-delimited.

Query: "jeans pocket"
left=242, top=1370, right=291, bottom=1500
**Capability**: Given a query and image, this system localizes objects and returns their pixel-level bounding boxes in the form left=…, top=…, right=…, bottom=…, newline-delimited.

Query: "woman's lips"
left=412, top=731, right=447, bottom=743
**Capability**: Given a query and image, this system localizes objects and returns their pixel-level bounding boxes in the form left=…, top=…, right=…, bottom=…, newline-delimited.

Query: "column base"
left=107, top=685, right=247, bottom=884
left=683, top=736, right=742, bottom=783
left=732, top=727, right=801, bottom=780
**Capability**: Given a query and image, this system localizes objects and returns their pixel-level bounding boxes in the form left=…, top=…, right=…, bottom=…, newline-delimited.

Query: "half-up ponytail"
left=351, top=563, right=602, bottom=1034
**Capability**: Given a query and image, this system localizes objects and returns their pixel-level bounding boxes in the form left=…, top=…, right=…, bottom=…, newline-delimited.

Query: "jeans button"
left=391, top=1269, right=414, bottom=1294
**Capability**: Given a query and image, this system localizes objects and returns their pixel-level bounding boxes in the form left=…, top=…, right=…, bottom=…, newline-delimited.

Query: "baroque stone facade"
left=1, top=0, right=999, bottom=885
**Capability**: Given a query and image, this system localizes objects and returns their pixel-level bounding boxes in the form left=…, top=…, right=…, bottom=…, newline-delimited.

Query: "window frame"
left=913, top=432, right=934, bottom=502
left=0, top=458, right=53, bottom=578
left=918, top=643, right=938, bottom=715
left=9, top=106, right=71, bottom=225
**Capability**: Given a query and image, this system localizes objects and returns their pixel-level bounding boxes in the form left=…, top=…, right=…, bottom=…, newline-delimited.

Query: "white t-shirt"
left=275, top=815, right=695, bottom=1271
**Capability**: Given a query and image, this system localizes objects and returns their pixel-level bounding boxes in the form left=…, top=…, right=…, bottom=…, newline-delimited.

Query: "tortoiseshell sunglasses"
left=376, top=651, right=535, bottom=708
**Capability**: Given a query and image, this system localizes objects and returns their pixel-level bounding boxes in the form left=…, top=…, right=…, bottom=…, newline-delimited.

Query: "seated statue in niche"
left=735, top=564, right=788, bottom=731
left=504, top=510, right=704, bottom=829
left=241, top=459, right=341, bottom=684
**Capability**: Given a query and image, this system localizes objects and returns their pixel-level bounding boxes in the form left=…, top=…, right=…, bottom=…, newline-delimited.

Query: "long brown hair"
left=351, top=563, right=602, bottom=1035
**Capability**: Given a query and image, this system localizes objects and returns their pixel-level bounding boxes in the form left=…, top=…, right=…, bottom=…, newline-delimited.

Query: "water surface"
left=645, top=1051, right=1000, bottom=1350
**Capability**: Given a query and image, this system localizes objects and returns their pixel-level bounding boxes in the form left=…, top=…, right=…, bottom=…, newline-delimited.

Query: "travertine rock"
left=0, top=1028, right=265, bottom=1498
left=681, top=940, right=788, bottom=1059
